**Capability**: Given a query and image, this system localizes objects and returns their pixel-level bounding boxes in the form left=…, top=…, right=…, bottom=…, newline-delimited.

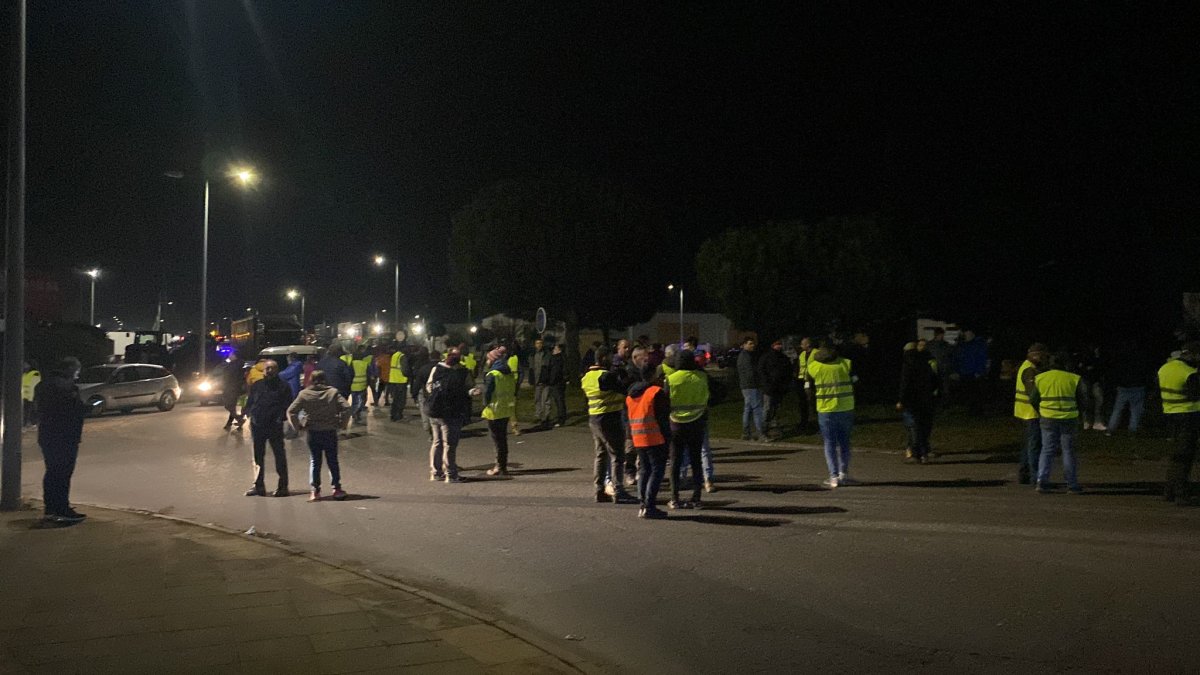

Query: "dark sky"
left=7, top=1, right=1197, bottom=335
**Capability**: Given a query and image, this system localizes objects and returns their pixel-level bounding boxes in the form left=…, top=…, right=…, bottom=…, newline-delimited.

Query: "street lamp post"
left=668, top=284, right=683, bottom=346
left=374, top=254, right=399, bottom=331
left=286, top=289, right=305, bottom=331
left=86, top=268, right=100, bottom=325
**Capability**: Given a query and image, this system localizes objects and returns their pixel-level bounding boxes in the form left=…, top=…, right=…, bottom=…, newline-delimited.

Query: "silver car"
left=77, top=363, right=182, bottom=416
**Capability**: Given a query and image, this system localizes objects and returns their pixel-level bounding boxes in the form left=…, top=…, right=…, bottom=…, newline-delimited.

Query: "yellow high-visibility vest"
left=482, top=368, right=516, bottom=420
left=1159, top=359, right=1200, bottom=414
left=390, top=351, right=408, bottom=384
left=666, top=369, right=709, bottom=424
left=1013, top=360, right=1038, bottom=420
left=351, top=358, right=371, bottom=392
left=808, top=357, right=854, bottom=413
left=1035, top=369, right=1080, bottom=420
left=581, top=368, right=623, bottom=416
left=796, top=350, right=812, bottom=380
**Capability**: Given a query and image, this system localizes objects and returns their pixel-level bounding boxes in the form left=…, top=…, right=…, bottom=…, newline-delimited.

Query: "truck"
left=229, top=314, right=304, bottom=357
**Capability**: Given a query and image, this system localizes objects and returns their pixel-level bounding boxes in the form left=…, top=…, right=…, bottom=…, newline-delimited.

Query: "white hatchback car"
left=77, top=363, right=182, bottom=416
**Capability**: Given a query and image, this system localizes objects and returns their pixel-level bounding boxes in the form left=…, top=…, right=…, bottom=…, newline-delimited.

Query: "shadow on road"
left=932, top=454, right=1019, bottom=465
left=671, top=514, right=790, bottom=527
left=722, top=483, right=827, bottom=494
left=9, top=517, right=82, bottom=531
left=718, top=505, right=847, bottom=515
left=714, top=448, right=804, bottom=459
left=509, top=467, right=579, bottom=476
left=859, top=479, right=1008, bottom=488
left=1078, top=481, right=1163, bottom=496
left=337, top=494, right=381, bottom=501
left=713, top=457, right=785, bottom=464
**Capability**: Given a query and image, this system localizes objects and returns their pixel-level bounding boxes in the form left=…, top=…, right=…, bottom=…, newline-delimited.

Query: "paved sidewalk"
left=0, top=505, right=581, bottom=674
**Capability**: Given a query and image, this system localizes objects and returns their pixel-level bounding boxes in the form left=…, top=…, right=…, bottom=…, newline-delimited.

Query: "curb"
left=45, top=498, right=600, bottom=674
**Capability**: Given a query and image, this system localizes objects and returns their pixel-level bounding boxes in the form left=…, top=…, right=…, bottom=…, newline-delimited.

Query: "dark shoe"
left=1068, top=486, right=1084, bottom=495
left=668, top=499, right=691, bottom=510
left=46, top=512, right=85, bottom=524
left=1018, top=467, right=1031, bottom=485
left=332, top=488, right=347, bottom=501
left=431, top=473, right=445, bottom=482
left=644, top=508, right=668, bottom=520
left=613, top=490, right=638, bottom=505
left=1036, top=482, right=1052, bottom=494
left=245, top=486, right=267, bottom=497
left=690, top=498, right=702, bottom=510
left=444, top=475, right=463, bottom=484
left=595, top=490, right=607, bottom=503
left=272, top=487, right=289, bottom=497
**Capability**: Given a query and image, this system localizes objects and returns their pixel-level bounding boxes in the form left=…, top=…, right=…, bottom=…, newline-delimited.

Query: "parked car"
left=76, top=363, right=181, bottom=416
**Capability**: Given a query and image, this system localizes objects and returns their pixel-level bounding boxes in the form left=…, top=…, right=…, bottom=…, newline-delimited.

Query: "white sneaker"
left=822, top=476, right=839, bottom=488
left=1092, top=422, right=1107, bottom=431
left=604, top=482, right=616, bottom=497
left=837, top=474, right=859, bottom=486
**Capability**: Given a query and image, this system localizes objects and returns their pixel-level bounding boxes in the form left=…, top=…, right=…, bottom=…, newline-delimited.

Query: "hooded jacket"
left=287, top=384, right=351, bottom=432
left=35, top=370, right=87, bottom=447
left=899, top=350, right=939, bottom=412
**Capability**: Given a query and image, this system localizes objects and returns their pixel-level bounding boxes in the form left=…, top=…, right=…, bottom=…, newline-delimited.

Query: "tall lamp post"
left=169, top=166, right=257, bottom=379
left=667, top=283, right=683, bottom=346
left=374, top=254, right=399, bottom=330
left=86, top=268, right=100, bottom=325
left=286, top=289, right=305, bottom=331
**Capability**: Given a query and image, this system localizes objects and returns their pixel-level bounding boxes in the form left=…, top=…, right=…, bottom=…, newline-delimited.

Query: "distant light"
left=372, top=323, right=384, bottom=335
left=374, top=254, right=386, bottom=266
left=166, top=301, right=174, bottom=305
left=230, top=167, right=258, bottom=186
left=381, top=309, right=387, bottom=313
left=87, top=269, right=100, bottom=279
left=414, top=314, right=420, bottom=319
left=469, top=325, right=478, bottom=334
left=245, top=307, right=252, bottom=312
left=667, top=283, right=674, bottom=290
left=286, top=289, right=299, bottom=300
left=411, top=324, right=424, bottom=335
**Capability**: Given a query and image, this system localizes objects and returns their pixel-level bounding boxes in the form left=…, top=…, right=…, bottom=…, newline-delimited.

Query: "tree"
left=450, top=175, right=663, bottom=375
left=695, top=216, right=910, bottom=340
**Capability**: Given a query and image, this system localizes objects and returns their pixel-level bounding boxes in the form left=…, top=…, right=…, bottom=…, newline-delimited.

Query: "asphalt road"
left=17, top=402, right=1200, bottom=674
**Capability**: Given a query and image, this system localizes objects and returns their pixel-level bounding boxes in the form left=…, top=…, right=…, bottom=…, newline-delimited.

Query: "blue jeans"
left=1107, top=386, right=1145, bottom=433
left=307, top=429, right=341, bottom=489
left=350, top=391, right=367, bottom=419
left=1038, top=418, right=1079, bottom=489
left=818, top=411, right=853, bottom=477
left=1020, top=418, right=1042, bottom=478
left=679, top=426, right=715, bottom=482
left=742, top=388, right=765, bottom=437
left=637, top=445, right=669, bottom=510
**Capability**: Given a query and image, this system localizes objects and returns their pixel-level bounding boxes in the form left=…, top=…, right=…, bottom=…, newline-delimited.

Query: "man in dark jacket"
left=897, top=342, right=940, bottom=463
left=530, top=338, right=552, bottom=429
left=425, top=348, right=474, bottom=482
left=317, top=344, right=354, bottom=399
left=243, top=360, right=295, bottom=496
left=221, top=354, right=246, bottom=430
left=409, top=348, right=438, bottom=439
left=736, top=337, right=765, bottom=440
left=547, top=343, right=567, bottom=426
left=758, top=339, right=793, bottom=439
left=34, top=357, right=89, bottom=523
left=625, top=366, right=672, bottom=519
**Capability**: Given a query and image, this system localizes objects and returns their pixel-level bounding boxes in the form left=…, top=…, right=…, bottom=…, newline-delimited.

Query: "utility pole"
left=2, top=0, right=28, bottom=511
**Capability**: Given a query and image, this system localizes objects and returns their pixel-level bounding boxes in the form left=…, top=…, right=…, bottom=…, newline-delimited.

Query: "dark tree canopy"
left=450, top=175, right=663, bottom=361
left=695, top=216, right=910, bottom=339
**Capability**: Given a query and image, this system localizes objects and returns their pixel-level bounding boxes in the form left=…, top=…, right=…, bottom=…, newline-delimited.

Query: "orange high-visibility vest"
left=626, top=386, right=666, bottom=448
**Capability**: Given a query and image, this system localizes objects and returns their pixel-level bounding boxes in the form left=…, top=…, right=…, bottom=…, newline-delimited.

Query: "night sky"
left=7, top=2, right=1197, bottom=339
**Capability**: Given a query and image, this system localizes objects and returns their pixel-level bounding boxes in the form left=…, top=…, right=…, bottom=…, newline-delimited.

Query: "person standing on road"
left=955, top=329, right=990, bottom=416
left=582, top=347, right=634, bottom=503
left=626, top=365, right=672, bottom=519
left=1106, top=339, right=1150, bottom=435
left=22, top=360, right=41, bottom=427
left=617, top=345, right=650, bottom=488
left=530, top=338, right=552, bottom=429
left=926, top=328, right=956, bottom=404
left=410, top=348, right=438, bottom=440
left=34, top=357, right=89, bottom=523
left=807, top=340, right=858, bottom=488
left=318, top=345, right=354, bottom=401
left=243, top=360, right=295, bottom=497
left=1030, top=352, right=1085, bottom=494
left=425, top=348, right=473, bottom=482
left=666, top=350, right=710, bottom=509
left=481, top=347, right=517, bottom=476
left=279, top=352, right=303, bottom=398
left=1013, top=343, right=1048, bottom=485
left=759, top=339, right=792, bottom=439
left=349, top=345, right=371, bottom=423
left=373, top=346, right=392, bottom=408
left=1157, top=342, right=1200, bottom=503
left=547, top=343, right=567, bottom=427
left=221, top=353, right=247, bottom=430
left=897, top=341, right=939, bottom=464
left=389, top=345, right=409, bottom=421
left=287, top=370, right=352, bottom=502
left=795, top=337, right=817, bottom=434
left=737, top=337, right=766, bottom=441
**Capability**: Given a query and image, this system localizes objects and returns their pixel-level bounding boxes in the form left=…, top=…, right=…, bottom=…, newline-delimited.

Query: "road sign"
left=535, top=307, right=547, bottom=334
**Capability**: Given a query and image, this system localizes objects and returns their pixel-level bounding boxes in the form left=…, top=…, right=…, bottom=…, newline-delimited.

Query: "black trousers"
left=251, top=422, right=288, bottom=490
left=670, top=420, right=706, bottom=502
left=798, top=385, right=814, bottom=431
left=551, top=384, right=567, bottom=424
left=389, top=383, right=406, bottom=420
left=488, top=418, right=510, bottom=470
left=40, top=440, right=79, bottom=515
left=1167, top=411, right=1200, bottom=500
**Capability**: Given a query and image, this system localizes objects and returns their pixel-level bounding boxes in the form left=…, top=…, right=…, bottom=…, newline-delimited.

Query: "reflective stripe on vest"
left=807, top=358, right=854, bottom=413
left=351, top=358, right=371, bottom=391
left=1013, top=359, right=1038, bottom=420
left=581, top=369, right=623, bottom=415
left=22, top=371, right=40, bottom=401
left=1035, top=370, right=1081, bottom=419
left=390, top=352, right=408, bottom=383
left=1159, top=359, right=1200, bottom=414
left=482, top=368, right=516, bottom=420
left=667, top=369, right=709, bottom=423
left=626, top=385, right=666, bottom=447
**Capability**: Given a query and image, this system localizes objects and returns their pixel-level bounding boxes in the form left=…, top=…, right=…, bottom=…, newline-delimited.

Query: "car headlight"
left=198, top=381, right=213, bottom=393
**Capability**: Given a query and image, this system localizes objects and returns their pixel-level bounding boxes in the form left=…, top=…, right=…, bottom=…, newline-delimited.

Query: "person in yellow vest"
left=1013, top=343, right=1048, bottom=485
left=805, top=340, right=857, bottom=488
left=666, top=350, right=710, bottom=509
left=481, top=347, right=517, bottom=476
left=349, top=345, right=372, bottom=423
left=461, top=346, right=478, bottom=379
left=582, top=346, right=634, bottom=503
left=506, top=345, right=522, bottom=436
left=1158, top=341, right=1200, bottom=503
left=22, top=360, right=41, bottom=427
left=389, top=345, right=409, bottom=421
left=795, top=337, right=816, bottom=434
left=625, top=365, right=672, bottom=519
left=1030, top=351, right=1084, bottom=494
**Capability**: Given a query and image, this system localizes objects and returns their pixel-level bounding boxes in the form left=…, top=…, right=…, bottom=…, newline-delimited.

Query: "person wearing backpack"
left=424, top=348, right=474, bottom=482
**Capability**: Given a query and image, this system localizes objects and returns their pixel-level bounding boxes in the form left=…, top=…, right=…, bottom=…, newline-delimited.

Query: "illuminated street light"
left=668, top=283, right=683, bottom=346
left=83, top=268, right=101, bottom=325
left=469, top=325, right=478, bottom=334
left=374, top=254, right=399, bottom=328
left=372, top=323, right=384, bottom=336
left=285, top=289, right=306, bottom=330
